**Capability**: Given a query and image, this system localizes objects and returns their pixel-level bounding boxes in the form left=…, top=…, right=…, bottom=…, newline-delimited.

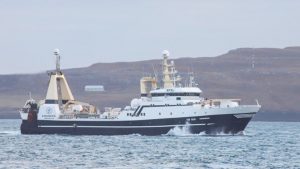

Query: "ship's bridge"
left=149, top=87, right=202, bottom=101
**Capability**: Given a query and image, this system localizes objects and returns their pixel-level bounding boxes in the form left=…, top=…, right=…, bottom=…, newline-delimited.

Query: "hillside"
left=1, top=47, right=300, bottom=121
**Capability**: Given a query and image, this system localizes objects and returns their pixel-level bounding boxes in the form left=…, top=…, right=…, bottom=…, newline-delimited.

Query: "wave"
left=199, top=130, right=246, bottom=136
left=0, top=130, right=20, bottom=135
left=165, top=125, right=246, bottom=137
left=128, top=133, right=142, bottom=136
left=165, top=123, right=194, bottom=136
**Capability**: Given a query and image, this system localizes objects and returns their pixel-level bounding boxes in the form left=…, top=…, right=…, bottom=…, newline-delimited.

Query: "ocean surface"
left=0, top=120, right=299, bottom=169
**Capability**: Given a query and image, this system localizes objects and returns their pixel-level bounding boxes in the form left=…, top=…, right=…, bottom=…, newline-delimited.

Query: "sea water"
left=0, top=119, right=299, bottom=169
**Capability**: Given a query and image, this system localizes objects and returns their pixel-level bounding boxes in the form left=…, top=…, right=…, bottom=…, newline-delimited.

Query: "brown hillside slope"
left=0, top=47, right=300, bottom=121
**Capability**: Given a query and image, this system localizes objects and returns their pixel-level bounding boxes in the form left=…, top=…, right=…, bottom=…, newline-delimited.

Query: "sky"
left=0, top=0, right=300, bottom=74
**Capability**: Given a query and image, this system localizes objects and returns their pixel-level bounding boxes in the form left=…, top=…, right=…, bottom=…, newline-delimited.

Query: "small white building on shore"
left=84, top=85, right=104, bottom=92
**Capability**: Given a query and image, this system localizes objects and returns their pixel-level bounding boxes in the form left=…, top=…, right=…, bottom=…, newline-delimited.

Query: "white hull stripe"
left=199, top=117, right=210, bottom=120
left=38, top=123, right=214, bottom=128
left=234, top=114, right=254, bottom=118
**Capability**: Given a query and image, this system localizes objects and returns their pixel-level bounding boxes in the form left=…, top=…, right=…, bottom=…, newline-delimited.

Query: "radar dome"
left=130, top=98, right=141, bottom=108
left=54, top=48, right=60, bottom=54
left=162, top=50, right=169, bottom=57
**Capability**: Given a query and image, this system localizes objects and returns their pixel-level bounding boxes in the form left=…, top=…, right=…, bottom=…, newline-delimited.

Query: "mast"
left=162, top=50, right=181, bottom=88
left=162, top=50, right=174, bottom=88
left=54, top=49, right=61, bottom=73
left=45, top=49, right=75, bottom=112
left=188, top=72, right=196, bottom=87
left=54, top=49, right=63, bottom=109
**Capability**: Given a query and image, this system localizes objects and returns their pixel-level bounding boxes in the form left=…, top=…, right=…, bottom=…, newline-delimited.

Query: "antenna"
left=252, top=54, right=255, bottom=69
left=29, top=92, right=32, bottom=100
left=170, top=60, right=174, bottom=65
left=54, top=49, right=60, bottom=72
left=152, top=64, right=158, bottom=81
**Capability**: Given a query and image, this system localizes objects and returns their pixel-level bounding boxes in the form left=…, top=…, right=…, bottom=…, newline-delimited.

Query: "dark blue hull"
left=21, top=113, right=255, bottom=135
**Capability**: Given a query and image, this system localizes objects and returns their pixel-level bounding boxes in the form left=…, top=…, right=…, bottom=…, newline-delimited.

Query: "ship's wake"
left=166, top=125, right=193, bottom=136
left=165, top=122, right=197, bottom=136
left=165, top=125, right=246, bottom=137
left=199, top=130, right=245, bottom=136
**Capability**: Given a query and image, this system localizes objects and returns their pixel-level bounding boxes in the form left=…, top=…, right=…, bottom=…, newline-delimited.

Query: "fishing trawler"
left=20, top=49, right=261, bottom=135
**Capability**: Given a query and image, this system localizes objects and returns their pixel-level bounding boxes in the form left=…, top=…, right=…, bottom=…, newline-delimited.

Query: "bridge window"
left=151, top=93, right=200, bottom=97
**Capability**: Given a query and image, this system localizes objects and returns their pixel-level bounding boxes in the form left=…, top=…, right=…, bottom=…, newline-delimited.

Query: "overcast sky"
left=1, top=0, right=300, bottom=74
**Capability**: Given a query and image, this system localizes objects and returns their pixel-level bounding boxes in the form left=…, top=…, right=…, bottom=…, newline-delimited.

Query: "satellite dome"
left=130, top=98, right=141, bottom=108
left=54, top=48, right=60, bottom=54
left=162, top=50, right=169, bottom=57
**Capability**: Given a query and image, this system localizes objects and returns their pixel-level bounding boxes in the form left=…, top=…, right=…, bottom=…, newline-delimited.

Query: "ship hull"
left=21, top=113, right=255, bottom=135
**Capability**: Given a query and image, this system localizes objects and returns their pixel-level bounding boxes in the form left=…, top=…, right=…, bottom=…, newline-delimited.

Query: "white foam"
left=236, top=130, right=246, bottom=136
left=208, top=163, right=254, bottom=169
left=0, top=130, right=20, bottom=135
left=198, top=131, right=207, bottom=136
left=166, top=124, right=192, bottom=136
left=128, top=133, right=142, bottom=136
left=198, top=130, right=246, bottom=136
